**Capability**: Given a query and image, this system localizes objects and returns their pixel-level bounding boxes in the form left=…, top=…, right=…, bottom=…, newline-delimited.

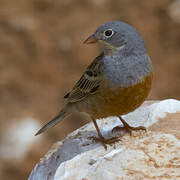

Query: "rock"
left=28, top=99, right=180, bottom=180
left=169, top=0, right=180, bottom=23
left=0, top=118, right=41, bottom=161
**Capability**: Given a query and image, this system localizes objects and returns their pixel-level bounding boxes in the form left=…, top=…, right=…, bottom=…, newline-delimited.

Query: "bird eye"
left=104, top=29, right=114, bottom=37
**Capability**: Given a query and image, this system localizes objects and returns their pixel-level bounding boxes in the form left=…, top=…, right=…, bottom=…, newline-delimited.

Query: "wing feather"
left=64, top=54, right=104, bottom=103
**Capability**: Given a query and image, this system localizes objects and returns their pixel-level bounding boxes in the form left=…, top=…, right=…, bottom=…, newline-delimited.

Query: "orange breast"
left=82, top=71, right=153, bottom=119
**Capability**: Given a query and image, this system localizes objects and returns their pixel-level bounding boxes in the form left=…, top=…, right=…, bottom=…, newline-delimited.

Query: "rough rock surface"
left=28, top=99, right=180, bottom=180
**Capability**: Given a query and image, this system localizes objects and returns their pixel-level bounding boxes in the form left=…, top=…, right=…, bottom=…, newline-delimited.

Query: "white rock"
left=28, top=99, right=180, bottom=180
left=0, top=117, right=41, bottom=161
left=169, top=0, right=180, bottom=23
left=54, top=134, right=179, bottom=180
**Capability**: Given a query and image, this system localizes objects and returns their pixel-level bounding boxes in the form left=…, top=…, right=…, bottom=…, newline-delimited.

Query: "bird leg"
left=91, top=117, right=120, bottom=149
left=112, top=116, right=146, bottom=135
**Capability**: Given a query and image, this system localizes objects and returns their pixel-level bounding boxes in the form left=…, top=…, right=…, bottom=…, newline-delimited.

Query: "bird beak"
left=83, top=34, right=97, bottom=44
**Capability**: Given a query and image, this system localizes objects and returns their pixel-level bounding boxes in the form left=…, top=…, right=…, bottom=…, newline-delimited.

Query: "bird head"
left=84, top=21, right=146, bottom=54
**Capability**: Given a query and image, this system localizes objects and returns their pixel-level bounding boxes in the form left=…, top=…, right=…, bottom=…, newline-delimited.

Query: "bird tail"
left=35, top=104, right=71, bottom=136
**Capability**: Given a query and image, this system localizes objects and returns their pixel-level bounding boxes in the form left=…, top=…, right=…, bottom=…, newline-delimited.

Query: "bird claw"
left=112, top=125, right=147, bottom=136
left=112, top=126, right=132, bottom=135
left=90, top=136, right=121, bottom=150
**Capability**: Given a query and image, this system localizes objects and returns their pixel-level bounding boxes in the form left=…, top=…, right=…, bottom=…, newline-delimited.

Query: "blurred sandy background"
left=0, top=0, right=180, bottom=179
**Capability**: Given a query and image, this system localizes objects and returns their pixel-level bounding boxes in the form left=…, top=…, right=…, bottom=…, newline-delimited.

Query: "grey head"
left=84, top=21, right=146, bottom=55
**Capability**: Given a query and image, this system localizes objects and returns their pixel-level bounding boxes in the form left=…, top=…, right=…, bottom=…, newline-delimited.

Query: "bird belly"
left=78, top=71, right=153, bottom=119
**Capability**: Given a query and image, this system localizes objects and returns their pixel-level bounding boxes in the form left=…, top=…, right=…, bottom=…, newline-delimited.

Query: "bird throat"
left=99, top=40, right=124, bottom=55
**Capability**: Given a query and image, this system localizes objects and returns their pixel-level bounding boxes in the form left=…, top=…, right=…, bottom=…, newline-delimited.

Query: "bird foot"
left=91, top=136, right=120, bottom=150
left=112, top=124, right=146, bottom=136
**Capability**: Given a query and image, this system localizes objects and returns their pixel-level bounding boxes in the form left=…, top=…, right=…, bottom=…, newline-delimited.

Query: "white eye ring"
left=104, top=29, right=114, bottom=38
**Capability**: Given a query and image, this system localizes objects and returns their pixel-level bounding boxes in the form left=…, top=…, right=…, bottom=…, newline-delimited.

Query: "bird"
left=35, top=21, right=153, bottom=147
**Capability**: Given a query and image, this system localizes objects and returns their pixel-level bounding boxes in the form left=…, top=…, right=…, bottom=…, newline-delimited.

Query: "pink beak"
left=83, top=34, right=97, bottom=44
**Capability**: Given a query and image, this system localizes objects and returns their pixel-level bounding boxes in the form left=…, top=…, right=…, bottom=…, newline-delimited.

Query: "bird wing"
left=64, top=54, right=104, bottom=103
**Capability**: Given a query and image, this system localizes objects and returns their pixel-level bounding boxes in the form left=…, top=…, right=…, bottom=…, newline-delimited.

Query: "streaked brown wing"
left=64, top=54, right=104, bottom=103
